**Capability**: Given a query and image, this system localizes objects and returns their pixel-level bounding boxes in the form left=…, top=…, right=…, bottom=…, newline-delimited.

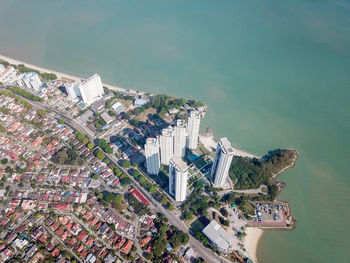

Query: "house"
left=140, top=236, right=151, bottom=248
left=77, top=230, right=88, bottom=242
left=120, top=240, right=133, bottom=254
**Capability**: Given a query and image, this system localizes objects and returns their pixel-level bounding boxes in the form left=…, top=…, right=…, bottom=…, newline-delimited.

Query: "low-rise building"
left=202, top=220, right=234, bottom=253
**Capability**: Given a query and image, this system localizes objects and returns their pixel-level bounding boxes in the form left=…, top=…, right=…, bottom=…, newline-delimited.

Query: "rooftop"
left=202, top=219, right=234, bottom=251
left=219, top=137, right=234, bottom=155
left=170, top=155, right=188, bottom=172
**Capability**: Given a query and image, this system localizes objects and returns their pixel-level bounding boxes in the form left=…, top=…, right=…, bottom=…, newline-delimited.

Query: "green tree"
left=37, top=109, right=46, bottom=118
left=148, top=185, right=157, bottom=194
left=95, top=149, right=105, bottom=160
left=122, top=160, right=131, bottom=168
left=87, top=143, right=94, bottom=149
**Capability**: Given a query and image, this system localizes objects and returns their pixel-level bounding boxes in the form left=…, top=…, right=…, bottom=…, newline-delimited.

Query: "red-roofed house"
left=129, top=188, right=149, bottom=205
left=77, top=231, right=88, bottom=242
left=121, top=240, right=133, bottom=254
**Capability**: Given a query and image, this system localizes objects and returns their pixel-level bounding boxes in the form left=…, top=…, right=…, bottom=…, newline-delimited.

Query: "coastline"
left=199, top=133, right=260, bottom=159
left=0, top=53, right=143, bottom=96
left=243, top=227, right=264, bottom=263
left=0, top=52, right=296, bottom=263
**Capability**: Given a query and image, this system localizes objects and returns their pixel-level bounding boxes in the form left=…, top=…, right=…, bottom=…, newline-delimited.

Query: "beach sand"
left=199, top=133, right=260, bottom=159
left=0, top=53, right=143, bottom=95
left=243, top=227, right=264, bottom=263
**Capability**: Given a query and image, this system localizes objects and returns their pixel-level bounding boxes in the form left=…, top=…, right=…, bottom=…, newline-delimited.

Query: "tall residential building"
left=211, top=137, right=234, bottom=186
left=169, top=156, right=188, bottom=202
left=187, top=110, right=201, bottom=150
left=174, top=119, right=187, bottom=158
left=144, top=138, right=160, bottom=175
left=0, top=64, right=5, bottom=73
left=159, top=128, right=174, bottom=165
left=65, top=81, right=81, bottom=101
left=22, top=72, right=42, bottom=91
left=79, top=74, right=104, bottom=105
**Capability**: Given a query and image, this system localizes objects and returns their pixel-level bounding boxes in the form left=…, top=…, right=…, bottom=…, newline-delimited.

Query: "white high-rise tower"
left=79, top=74, right=104, bottom=105
left=174, top=119, right=187, bottom=158
left=187, top=110, right=201, bottom=150
left=64, top=74, right=104, bottom=105
left=169, top=156, right=188, bottom=202
left=211, top=137, right=234, bottom=186
left=144, top=138, right=160, bottom=175
left=65, top=81, right=80, bottom=101
left=22, top=72, right=42, bottom=91
left=159, top=128, right=174, bottom=165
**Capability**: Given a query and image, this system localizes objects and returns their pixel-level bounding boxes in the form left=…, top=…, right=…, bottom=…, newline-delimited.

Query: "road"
left=10, top=93, right=232, bottom=263
left=42, top=218, right=83, bottom=263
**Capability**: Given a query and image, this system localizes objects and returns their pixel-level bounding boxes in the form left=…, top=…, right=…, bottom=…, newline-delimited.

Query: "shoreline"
left=0, top=52, right=295, bottom=263
left=243, top=227, right=264, bottom=263
left=272, top=149, right=298, bottom=179
left=0, top=53, right=143, bottom=96
left=199, top=133, right=260, bottom=159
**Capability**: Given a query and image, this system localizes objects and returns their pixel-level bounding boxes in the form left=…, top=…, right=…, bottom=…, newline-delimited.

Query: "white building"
left=0, top=66, right=16, bottom=83
left=22, top=72, right=42, bottom=91
left=187, top=110, right=201, bottom=150
left=202, top=220, right=234, bottom=253
left=0, top=64, right=5, bottom=73
left=159, top=127, right=174, bottom=165
left=144, top=138, right=160, bottom=175
left=79, top=74, right=104, bottom=105
left=169, top=156, right=188, bottom=202
left=211, top=137, right=234, bottom=186
left=65, top=74, right=104, bottom=105
left=174, top=119, right=187, bottom=158
left=65, top=81, right=80, bottom=101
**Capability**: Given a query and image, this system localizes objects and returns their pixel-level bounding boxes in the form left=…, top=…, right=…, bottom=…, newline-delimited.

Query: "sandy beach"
left=0, top=53, right=143, bottom=96
left=199, top=133, right=260, bottom=159
left=243, top=227, right=264, bottom=263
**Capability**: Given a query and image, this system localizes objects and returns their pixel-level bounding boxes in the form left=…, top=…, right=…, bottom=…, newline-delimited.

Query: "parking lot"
left=252, top=202, right=286, bottom=224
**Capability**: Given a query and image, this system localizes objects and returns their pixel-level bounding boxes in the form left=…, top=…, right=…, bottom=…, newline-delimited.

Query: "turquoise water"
left=1, top=1, right=350, bottom=262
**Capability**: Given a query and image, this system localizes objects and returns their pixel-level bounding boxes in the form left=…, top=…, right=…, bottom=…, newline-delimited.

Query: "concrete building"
left=65, top=81, right=80, bottom=101
left=22, top=72, right=42, bottom=91
left=174, top=119, right=187, bottom=158
left=211, top=137, right=234, bottom=186
left=0, top=66, right=16, bottom=83
left=144, top=138, right=160, bottom=175
left=0, top=64, right=5, bottom=73
left=101, top=112, right=113, bottom=124
left=202, top=220, right=234, bottom=253
left=169, top=156, right=188, bottom=202
left=187, top=110, right=201, bottom=150
left=159, top=127, right=174, bottom=165
left=79, top=74, right=104, bottom=105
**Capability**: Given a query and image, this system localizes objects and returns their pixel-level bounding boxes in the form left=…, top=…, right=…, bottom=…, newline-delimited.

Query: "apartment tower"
left=174, top=119, right=187, bottom=158
left=144, top=138, right=160, bottom=175
left=211, top=137, right=234, bottom=186
left=159, top=128, right=174, bottom=165
left=169, top=156, right=188, bottom=202
left=187, top=110, right=201, bottom=150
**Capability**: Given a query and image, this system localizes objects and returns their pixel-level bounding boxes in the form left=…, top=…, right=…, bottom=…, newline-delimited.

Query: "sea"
left=0, top=1, right=349, bottom=262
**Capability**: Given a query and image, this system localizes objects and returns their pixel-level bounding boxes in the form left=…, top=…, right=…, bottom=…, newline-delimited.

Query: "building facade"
left=65, top=81, right=80, bottom=101
left=174, top=119, right=187, bottom=158
left=159, top=128, right=174, bottom=165
left=169, top=156, right=188, bottom=202
left=79, top=74, right=104, bottom=105
left=211, top=137, right=234, bottom=186
left=22, top=72, right=42, bottom=91
left=187, top=110, right=201, bottom=150
left=144, top=138, right=160, bottom=175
